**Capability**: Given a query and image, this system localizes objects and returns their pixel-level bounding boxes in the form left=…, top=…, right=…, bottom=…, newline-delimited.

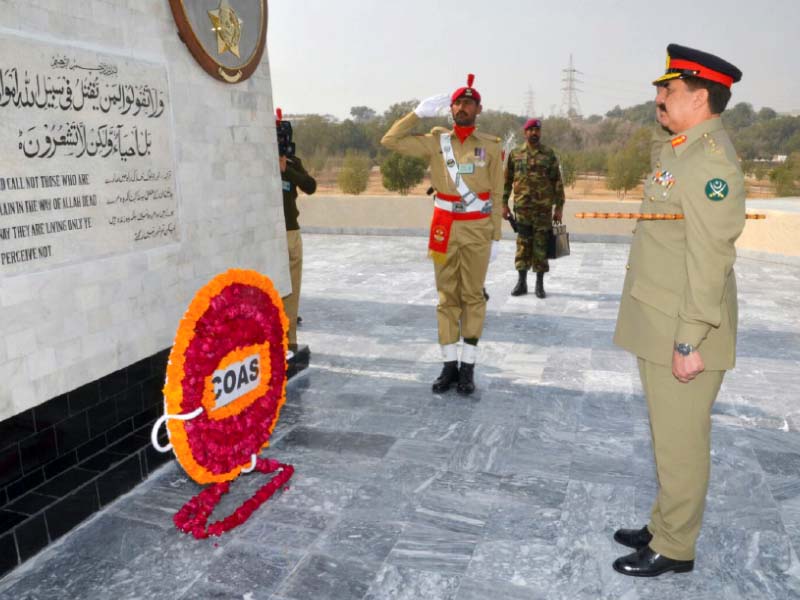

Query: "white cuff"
left=441, top=343, right=458, bottom=362
left=460, top=343, right=477, bottom=364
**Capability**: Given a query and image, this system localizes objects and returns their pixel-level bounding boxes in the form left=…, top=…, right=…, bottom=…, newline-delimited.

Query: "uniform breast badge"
left=705, top=178, right=729, bottom=201
left=474, top=147, right=487, bottom=167
left=652, top=170, right=675, bottom=189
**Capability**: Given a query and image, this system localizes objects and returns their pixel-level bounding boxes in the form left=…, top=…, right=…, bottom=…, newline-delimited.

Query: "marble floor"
left=2, top=234, right=800, bottom=600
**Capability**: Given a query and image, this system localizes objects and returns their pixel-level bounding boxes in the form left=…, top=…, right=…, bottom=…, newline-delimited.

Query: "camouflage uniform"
left=503, top=143, right=565, bottom=272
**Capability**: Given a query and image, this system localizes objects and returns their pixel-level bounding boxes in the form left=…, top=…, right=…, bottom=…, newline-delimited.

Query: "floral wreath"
left=151, top=269, right=294, bottom=538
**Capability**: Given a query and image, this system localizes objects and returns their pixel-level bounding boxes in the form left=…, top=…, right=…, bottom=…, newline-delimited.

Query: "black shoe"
left=511, top=270, right=527, bottom=296
left=535, top=272, right=546, bottom=298
left=456, top=363, right=475, bottom=395
left=483, top=287, right=490, bottom=301
left=297, top=315, right=302, bottom=325
left=613, top=546, right=694, bottom=577
left=614, top=525, right=653, bottom=550
left=432, top=361, right=459, bottom=393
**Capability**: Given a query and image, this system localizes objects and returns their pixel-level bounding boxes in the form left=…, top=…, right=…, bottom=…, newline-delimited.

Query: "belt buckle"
left=453, top=201, right=466, bottom=213
left=462, top=192, right=477, bottom=206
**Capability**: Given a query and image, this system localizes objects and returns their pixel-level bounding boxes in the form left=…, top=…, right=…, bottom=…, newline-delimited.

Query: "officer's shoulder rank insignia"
left=705, top=178, right=729, bottom=201
left=671, top=135, right=687, bottom=148
left=703, top=132, right=721, bottom=154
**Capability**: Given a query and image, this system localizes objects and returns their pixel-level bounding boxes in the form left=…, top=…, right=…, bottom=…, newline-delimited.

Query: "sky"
left=267, top=0, right=800, bottom=121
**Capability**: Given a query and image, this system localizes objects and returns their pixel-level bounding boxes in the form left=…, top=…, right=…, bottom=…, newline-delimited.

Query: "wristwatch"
left=674, top=342, right=695, bottom=356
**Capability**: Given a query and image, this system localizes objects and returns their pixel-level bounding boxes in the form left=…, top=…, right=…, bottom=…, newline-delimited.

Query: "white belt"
left=434, top=197, right=492, bottom=214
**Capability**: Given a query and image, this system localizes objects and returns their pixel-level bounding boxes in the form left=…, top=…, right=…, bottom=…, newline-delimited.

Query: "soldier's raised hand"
left=414, top=93, right=451, bottom=118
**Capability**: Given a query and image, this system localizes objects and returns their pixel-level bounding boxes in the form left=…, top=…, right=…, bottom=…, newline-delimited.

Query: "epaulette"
left=430, top=126, right=450, bottom=136
left=702, top=131, right=722, bottom=155
left=474, top=130, right=501, bottom=144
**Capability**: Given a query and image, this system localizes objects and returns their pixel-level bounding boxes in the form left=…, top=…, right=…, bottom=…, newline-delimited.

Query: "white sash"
left=438, top=133, right=492, bottom=215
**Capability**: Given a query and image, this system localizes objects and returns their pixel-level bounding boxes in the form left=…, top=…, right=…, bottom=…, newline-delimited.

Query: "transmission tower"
left=523, top=86, right=535, bottom=117
left=560, top=54, right=583, bottom=119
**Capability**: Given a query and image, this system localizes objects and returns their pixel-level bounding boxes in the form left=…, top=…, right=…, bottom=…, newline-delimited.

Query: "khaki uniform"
left=614, top=117, right=746, bottom=560
left=381, top=112, right=504, bottom=344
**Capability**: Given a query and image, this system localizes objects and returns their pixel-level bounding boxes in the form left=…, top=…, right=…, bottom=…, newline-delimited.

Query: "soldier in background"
left=503, top=118, right=565, bottom=298
left=278, top=111, right=317, bottom=351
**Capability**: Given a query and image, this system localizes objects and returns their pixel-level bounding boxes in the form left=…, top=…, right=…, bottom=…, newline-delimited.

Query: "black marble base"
left=0, top=349, right=172, bottom=578
left=288, top=345, right=311, bottom=380
left=1, top=343, right=312, bottom=578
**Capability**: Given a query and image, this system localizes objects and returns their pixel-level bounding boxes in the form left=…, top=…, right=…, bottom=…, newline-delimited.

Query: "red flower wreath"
left=157, top=269, right=294, bottom=538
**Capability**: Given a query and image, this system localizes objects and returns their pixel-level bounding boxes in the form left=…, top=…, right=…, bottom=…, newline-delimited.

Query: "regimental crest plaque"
left=169, top=0, right=268, bottom=84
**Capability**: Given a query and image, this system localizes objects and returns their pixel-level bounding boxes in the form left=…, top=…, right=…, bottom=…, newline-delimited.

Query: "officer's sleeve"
left=380, top=112, right=435, bottom=159
left=490, top=142, right=504, bottom=240
left=551, top=153, right=565, bottom=208
left=284, top=157, right=317, bottom=195
left=503, top=153, right=514, bottom=207
left=675, top=159, right=745, bottom=348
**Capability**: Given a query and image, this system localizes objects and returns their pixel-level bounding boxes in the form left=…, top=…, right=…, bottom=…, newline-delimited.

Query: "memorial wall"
left=0, top=1, right=288, bottom=423
left=0, top=3, right=288, bottom=564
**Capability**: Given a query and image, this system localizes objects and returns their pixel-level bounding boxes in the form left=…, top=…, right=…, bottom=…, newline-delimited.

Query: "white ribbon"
left=150, top=406, right=204, bottom=453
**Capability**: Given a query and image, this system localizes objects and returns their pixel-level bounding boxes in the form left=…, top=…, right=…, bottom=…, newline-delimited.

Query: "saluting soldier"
left=612, top=44, right=745, bottom=577
left=381, top=74, right=503, bottom=395
left=503, top=118, right=565, bottom=298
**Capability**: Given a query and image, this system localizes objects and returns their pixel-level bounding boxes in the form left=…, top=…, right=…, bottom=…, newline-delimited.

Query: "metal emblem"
left=168, top=0, right=268, bottom=84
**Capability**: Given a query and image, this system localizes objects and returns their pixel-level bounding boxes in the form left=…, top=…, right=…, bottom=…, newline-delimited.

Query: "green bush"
left=337, top=151, right=371, bottom=195
left=380, top=152, right=426, bottom=195
left=559, top=152, right=579, bottom=189
left=769, top=153, right=800, bottom=196
left=606, top=128, right=651, bottom=199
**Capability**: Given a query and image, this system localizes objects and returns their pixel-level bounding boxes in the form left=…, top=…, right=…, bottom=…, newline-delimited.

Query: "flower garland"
left=163, top=269, right=289, bottom=484
left=174, top=458, right=294, bottom=539
left=160, top=269, right=294, bottom=538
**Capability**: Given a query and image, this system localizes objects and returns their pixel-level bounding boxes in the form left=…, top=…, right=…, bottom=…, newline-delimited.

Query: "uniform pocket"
left=630, top=279, right=680, bottom=317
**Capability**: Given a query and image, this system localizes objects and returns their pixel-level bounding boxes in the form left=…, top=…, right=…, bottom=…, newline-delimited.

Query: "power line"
left=523, top=85, right=535, bottom=118
left=560, top=54, right=583, bottom=120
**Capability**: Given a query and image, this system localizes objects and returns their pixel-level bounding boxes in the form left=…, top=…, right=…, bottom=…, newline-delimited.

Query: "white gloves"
left=414, top=93, right=451, bottom=118
left=490, top=240, right=500, bottom=263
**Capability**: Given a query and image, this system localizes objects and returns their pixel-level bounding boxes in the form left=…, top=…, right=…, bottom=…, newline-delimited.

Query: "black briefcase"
left=546, top=223, right=570, bottom=259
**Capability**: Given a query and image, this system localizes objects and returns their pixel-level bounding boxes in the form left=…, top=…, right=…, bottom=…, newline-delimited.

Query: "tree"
left=758, top=107, right=778, bottom=122
left=337, top=151, right=371, bottom=195
left=723, top=102, right=756, bottom=131
left=380, top=152, right=426, bottom=195
left=769, top=152, right=800, bottom=197
left=382, top=100, right=420, bottom=125
left=559, top=152, right=579, bottom=189
left=350, top=106, right=377, bottom=122
left=606, top=128, right=651, bottom=199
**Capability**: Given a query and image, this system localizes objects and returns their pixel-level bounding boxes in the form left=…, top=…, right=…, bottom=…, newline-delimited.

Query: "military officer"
left=612, top=44, right=745, bottom=577
left=503, top=118, right=565, bottom=298
left=381, top=74, right=503, bottom=395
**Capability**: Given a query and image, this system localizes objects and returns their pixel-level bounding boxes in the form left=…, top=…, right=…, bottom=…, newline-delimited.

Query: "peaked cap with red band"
left=653, top=44, right=742, bottom=88
left=451, top=73, right=481, bottom=104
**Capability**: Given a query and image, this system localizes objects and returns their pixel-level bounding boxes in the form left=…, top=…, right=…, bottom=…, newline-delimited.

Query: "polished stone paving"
left=2, top=234, right=800, bottom=599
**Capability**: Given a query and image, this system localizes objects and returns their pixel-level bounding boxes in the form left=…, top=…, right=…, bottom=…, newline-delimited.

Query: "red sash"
left=429, top=191, right=491, bottom=263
